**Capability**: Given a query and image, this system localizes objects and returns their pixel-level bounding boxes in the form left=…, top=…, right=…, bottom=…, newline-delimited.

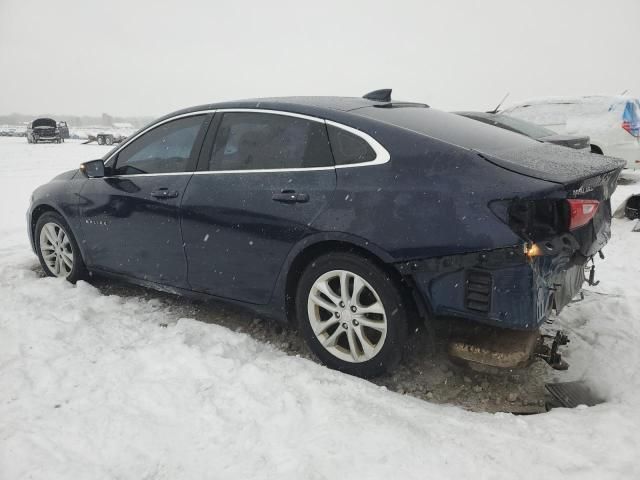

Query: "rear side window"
left=114, top=115, right=205, bottom=175
left=327, top=126, right=376, bottom=165
left=209, top=112, right=333, bottom=171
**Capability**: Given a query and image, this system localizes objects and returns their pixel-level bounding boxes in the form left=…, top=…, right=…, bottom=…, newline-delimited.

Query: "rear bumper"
left=399, top=247, right=586, bottom=331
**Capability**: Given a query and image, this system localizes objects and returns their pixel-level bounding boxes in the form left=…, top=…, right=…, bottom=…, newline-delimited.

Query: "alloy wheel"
left=39, top=222, right=74, bottom=278
left=307, top=269, right=388, bottom=363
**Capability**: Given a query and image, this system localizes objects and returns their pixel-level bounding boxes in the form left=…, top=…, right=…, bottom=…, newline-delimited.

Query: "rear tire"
left=35, top=212, right=87, bottom=283
left=296, top=252, right=408, bottom=378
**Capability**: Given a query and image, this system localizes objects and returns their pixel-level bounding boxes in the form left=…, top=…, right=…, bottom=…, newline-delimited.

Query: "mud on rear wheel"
left=296, top=252, right=409, bottom=378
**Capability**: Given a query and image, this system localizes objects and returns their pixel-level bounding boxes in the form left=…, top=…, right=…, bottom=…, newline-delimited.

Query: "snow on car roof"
left=505, top=95, right=637, bottom=109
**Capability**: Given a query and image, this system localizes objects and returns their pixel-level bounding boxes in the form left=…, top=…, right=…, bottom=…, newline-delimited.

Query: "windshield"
left=493, top=114, right=556, bottom=139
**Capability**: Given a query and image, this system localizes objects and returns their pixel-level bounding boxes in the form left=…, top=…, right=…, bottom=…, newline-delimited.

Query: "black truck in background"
left=27, top=118, right=62, bottom=144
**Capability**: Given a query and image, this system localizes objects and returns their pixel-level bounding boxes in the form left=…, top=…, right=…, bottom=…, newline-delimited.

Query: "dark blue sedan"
left=28, top=90, right=624, bottom=377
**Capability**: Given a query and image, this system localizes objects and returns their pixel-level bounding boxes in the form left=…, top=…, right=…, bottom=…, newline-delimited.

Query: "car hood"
left=476, top=142, right=625, bottom=185
left=51, top=169, right=79, bottom=181
left=32, top=118, right=57, bottom=128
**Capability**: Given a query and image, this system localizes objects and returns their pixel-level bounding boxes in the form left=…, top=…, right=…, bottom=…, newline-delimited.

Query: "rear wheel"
left=296, top=252, right=408, bottom=377
left=35, top=212, right=87, bottom=282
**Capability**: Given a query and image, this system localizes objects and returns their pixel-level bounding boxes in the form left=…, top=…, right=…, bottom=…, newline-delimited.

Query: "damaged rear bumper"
left=397, top=244, right=586, bottom=331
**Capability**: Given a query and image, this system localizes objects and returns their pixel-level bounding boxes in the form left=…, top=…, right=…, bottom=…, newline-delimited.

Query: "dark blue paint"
left=27, top=96, right=622, bottom=331
left=181, top=169, right=336, bottom=304
left=77, top=174, right=191, bottom=287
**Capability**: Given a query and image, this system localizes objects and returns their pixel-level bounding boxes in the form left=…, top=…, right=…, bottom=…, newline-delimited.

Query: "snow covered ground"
left=1, top=136, right=639, bottom=479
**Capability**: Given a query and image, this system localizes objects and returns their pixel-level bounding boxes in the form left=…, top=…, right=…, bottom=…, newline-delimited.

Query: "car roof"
left=159, top=96, right=429, bottom=123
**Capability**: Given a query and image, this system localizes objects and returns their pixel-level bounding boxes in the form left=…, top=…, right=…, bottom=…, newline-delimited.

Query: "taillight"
left=622, top=121, right=639, bottom=137
left=567, top=199, right=599, bottom=230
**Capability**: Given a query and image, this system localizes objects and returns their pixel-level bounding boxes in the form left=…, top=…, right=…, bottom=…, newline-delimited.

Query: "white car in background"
left=502, top=96, right=640, bottom=169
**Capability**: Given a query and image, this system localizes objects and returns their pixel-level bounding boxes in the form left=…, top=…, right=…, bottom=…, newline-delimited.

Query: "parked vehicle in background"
left=1, top=126, right=27, bottom=137
left=502, top=96, right=640, bottom=169
left=27, top=91, right=624, bottom=377
left=455, top=112, right=590, bottom=150
left=83, top=132, right=128, bottom=145
left=96, top=132, right=127, bottom=145
left=27, top=118, right=62, bottom=144
left=57, top=121, right=70, bottom=141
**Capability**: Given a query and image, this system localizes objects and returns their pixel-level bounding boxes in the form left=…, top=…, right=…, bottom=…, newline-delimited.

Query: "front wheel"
left=35, top=212, right=87, bottom=282
left=296, top=252, right=409, bottom=378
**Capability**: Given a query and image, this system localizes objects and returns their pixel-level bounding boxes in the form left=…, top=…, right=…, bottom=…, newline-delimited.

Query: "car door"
left=181, top=111, right=337, bottom=304
left=78, top=113, right=210, bottom=288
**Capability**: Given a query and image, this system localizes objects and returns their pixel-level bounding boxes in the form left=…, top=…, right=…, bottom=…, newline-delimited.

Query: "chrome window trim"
left=103, top=110, right=215, bottom=166
left=215, top=108, right=325, bottom=124
left=101, top=107, right=391, bottom=177
left=325, top=119, right=390, bottom=168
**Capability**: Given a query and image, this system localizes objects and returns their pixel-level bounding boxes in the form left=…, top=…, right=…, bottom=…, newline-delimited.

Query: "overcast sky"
left=1, top=0, right=638, bottom=117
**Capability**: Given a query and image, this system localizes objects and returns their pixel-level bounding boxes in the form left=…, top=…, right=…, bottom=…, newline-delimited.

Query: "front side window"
left=114, top=115, right=205, bottom=175
left=327, top=125, right=376, bottom=165
left=209, top=112, right=333, bottom=171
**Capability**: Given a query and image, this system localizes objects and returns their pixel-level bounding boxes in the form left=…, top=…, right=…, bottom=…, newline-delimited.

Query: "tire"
left=35, top=212, right=87, bottom=283
left=296, top=252, right=409, bottom=378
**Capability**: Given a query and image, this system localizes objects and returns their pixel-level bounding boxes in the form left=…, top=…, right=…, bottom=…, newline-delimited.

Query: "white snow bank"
left=1, top=138, right=639, bottom=479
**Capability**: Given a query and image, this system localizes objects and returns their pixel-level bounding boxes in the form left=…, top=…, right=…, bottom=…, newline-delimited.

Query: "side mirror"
left=80, top=159, right=105, bottom=178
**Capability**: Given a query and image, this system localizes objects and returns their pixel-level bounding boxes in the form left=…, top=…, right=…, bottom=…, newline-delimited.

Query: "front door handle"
left=272, top=189, right=309, bottom=203
left=150, top=188, right=180, bottom=199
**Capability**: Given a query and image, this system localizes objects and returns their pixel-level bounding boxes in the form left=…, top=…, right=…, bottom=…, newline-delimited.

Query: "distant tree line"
left=0, top=112, right=153, bottom=128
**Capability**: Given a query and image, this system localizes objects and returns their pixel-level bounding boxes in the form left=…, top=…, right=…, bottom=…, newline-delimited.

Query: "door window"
left=209, top=112, right=333, bottom=171
left=114, top=115, right=205, bottom=175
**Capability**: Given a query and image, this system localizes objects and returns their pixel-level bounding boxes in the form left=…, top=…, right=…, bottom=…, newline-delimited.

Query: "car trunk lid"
left=484, top=144, right=624, bottom=260
left=477, top=142, right=625, bottom=185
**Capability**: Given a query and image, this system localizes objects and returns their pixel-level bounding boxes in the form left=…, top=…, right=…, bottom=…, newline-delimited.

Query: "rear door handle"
left=272, top=189, right=309, bottom=203
left=150, top=188, right=180, bottom=199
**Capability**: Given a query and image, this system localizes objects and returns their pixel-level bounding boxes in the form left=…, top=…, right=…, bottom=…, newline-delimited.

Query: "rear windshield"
left=355, top=106, right=539, bottom=154
left=493, top=114, right=556, bottom=139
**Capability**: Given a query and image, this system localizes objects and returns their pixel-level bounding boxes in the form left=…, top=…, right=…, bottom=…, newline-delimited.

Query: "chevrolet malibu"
left=28, top=90, right=624, bottom=377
